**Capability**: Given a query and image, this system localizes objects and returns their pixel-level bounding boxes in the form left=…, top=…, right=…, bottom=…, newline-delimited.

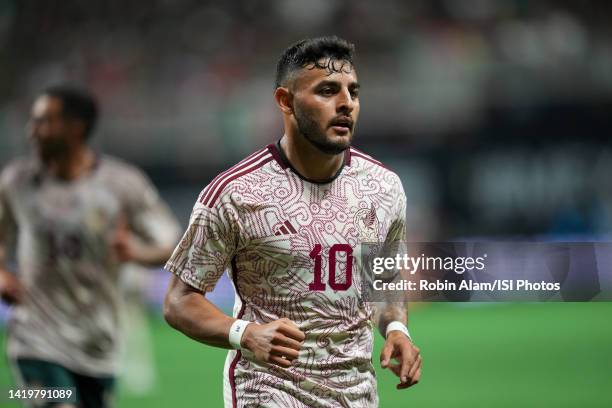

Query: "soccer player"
left=164, top=36, right=422, bottom=407
left=0, top=86, right=180, bottom=407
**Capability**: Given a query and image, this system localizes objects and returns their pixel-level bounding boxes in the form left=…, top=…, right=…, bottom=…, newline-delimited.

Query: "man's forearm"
left=375, top=302, right=407, bottom=337
left=131, top=242, right=175, bottom=266
left=164, top=276, right=235, bottom=349
left=0, top=242, right=25, bottom=304
left=0, top=242, right=6, bottom=268
left=0, top=243, right=10, bottom=277
left=164, top=276, right=307, bottom=368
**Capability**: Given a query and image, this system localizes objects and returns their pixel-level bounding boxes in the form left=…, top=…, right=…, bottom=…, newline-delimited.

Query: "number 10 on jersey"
left=309, top=244, right=353, bottom=291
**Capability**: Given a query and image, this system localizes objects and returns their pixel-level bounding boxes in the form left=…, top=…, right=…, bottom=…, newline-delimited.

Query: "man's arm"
left=0, top=244, right=24, bottom=305
left=112, top=216, right=175, bottom=266
left=376, top=177, right=422, bottom=388
left=163, top=185, right=304, bottom=368
left=375, top=301, right=407, bottom=337
left=113, top=165, right=182, bottom=266
left=376, top=302, right=422, bottom=389
left=163, top=274, right=236, bottom=348
left=164, top=275, right=305, bottom=368
left=0, top=176, right=24, bottom=305
left=117, top=241, right=175, bottom=266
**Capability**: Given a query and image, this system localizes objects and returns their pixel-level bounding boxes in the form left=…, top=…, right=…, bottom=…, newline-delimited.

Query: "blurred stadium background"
left=1, top=1, right=611, bottom=407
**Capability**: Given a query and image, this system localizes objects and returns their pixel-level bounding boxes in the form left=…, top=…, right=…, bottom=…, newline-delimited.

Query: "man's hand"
left=111, top=216, right=134, bottom=262
left=0, top=269, right=25, bottom=305
left=380, top=331, right=422, bottom=389
left=241, top=317, right=305, bottom=368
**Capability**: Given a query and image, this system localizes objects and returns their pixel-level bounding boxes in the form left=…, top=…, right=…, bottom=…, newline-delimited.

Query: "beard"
left=294, top=104, right=352, bottom=155
left=34, top=136, right=69, bottom=163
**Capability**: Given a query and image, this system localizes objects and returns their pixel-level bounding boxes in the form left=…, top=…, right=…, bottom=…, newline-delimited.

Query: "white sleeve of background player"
left=164, top=193, right=240, bottom=293
left=0, top=167, right=17, bottom=250
left=122, top=167, right=181, bottom=248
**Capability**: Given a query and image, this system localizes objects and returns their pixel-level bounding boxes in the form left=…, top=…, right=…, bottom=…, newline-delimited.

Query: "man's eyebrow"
left=315, top=80, right=361, bottom=89
left=316, top=80, right=341, bottom=88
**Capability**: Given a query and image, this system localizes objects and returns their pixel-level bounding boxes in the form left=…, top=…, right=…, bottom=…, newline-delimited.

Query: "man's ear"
left=274, top=87, right=293, bottom=115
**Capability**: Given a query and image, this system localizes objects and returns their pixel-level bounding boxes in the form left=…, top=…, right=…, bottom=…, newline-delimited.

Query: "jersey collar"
left=267, top=140, right=351, bottom=185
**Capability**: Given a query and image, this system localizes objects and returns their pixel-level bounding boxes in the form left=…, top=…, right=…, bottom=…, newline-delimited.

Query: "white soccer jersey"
left=165, top=142, right=407, bottom=408
left=0, top=155, right=180, bottom=377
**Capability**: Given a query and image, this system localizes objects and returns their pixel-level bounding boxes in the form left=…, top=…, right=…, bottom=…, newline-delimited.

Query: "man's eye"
left=320, top=87, right=334, bottom=95
left=351, top=90, right=359, bottom=98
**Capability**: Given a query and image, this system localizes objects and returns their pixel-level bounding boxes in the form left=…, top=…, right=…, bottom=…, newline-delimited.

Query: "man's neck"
left=279, top=134, right=345, bottom=182
left=45, top=146, right=95, bottom=181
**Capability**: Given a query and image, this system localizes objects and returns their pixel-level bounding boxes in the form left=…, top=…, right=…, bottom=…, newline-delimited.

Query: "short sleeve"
left=164, top=193, right=240, bottom=293
left=380, top=175, right=408, bottom=302
left=385, top=176, right=407, bottom=244
left=0, top=167, right=17, bottom=248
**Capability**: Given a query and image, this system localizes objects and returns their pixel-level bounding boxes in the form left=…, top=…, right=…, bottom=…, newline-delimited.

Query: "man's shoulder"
left=198, top=146, right=276, bottom=209
left=98, top=154, right=146, bottom=178
left=98, top=154, right=159, bottom=188
left=348, top=147, right=402, bottom=186
left=95, top=155, right=161, bottom=203
left=0, top=156, right=39, bottom=189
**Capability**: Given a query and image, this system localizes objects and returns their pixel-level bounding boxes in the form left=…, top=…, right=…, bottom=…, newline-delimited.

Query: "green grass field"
left=2, top=303, right=612, bottom=407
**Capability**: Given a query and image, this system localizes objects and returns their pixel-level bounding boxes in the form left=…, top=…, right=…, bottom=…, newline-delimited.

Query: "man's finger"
left=380, top=343, right=393, bottom=368
left=408, top=355, right=422, bottom=381
left=399, top=346, right=416, bottom=383
left=269, top=355, right=292, bottom=368
left=278, top=322, right=306, bottom=342
left=397, top=367, right=421, bottom=389
left=271, top=334, right=303, bottom=351
left=397, top=358, right=422, bottom=389
left=280, top=317, right=297, bottom=327
left=270, top=345, right=299, bottom=361
left=411, top=367, right=422, bottom=385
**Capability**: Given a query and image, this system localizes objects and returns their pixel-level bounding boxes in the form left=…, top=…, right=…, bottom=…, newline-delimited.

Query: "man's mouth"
left=329, top=117, right=353, bottom=133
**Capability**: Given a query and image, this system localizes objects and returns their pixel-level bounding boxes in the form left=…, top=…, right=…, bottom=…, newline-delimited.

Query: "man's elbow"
left=163, top=291, right=180, bottom=329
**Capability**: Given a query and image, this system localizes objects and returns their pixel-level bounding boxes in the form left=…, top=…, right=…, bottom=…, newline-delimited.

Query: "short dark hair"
left=275, top=36, right=355, bottom=88
left=42, top=85, right=99, bottom=139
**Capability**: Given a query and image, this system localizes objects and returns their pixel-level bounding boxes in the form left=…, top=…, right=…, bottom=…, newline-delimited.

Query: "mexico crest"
left=355, top=203, right=379, bottom=241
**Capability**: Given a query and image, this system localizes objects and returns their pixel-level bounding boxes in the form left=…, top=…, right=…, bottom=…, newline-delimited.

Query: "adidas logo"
left=274, top=220, right=298, bottom=236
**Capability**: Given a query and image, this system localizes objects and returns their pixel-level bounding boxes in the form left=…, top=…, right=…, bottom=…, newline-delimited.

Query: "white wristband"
left=228, top=319, right=251, bottom=349
left=386, top=321, right=411, bottom=340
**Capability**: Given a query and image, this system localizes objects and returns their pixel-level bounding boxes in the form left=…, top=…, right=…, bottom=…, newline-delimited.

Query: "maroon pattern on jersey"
left=166, top=143, right=407, bottom=408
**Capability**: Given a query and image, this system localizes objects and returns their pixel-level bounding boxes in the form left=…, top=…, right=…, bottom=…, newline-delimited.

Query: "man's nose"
left=336, top=88, right=355, bottom=114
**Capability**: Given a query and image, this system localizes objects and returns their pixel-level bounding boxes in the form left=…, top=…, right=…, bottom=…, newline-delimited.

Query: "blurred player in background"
left=0, top=86, right=180, bottom=407
left=164, top=36, right=421, bottom=407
